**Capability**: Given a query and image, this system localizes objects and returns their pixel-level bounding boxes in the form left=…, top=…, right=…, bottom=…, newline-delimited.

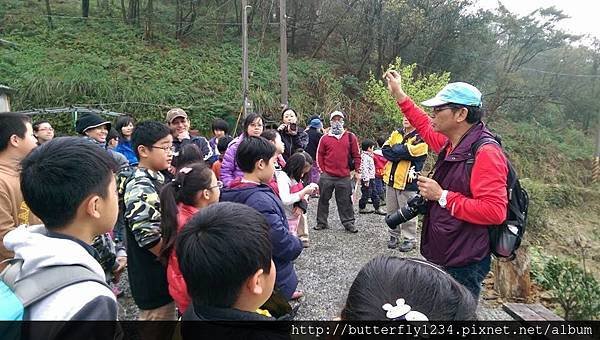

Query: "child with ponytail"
left=160, top=162, right=222, bottom=313
left=276, top=151, right=318, bottom=247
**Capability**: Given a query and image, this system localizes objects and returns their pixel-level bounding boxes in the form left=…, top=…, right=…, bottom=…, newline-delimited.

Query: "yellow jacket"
left=382, top=129, right=428, bottom=190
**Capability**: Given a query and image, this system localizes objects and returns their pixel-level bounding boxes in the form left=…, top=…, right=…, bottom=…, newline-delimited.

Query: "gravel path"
left=294, top=199, right=513, bottom=321
left=117, top=197, right=513, bottom=321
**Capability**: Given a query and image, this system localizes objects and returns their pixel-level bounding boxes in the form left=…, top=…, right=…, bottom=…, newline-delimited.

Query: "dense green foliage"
left=530, top=247, right=600, bottom=320
left=364, top=57, right=450, bottom=124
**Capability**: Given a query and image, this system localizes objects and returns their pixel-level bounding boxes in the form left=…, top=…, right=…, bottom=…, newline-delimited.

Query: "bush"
left=364, top=57, right=449, bottom=125
left=533, top=253, right=600, bottom=320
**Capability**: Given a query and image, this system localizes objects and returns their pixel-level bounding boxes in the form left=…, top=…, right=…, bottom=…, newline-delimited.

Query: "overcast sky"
left=475, top=0, right=599, bottom=40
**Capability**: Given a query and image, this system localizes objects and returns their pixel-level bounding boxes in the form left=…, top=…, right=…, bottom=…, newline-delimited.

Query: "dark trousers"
left=113, top=209, right=126, bottom=244
left=358, top=179, right=380, bottom=209
left=374, top=177, right=385, bottom=201
left=444, top=255, right=491, bottom=301
left=317, top=173, right=355, bottom=229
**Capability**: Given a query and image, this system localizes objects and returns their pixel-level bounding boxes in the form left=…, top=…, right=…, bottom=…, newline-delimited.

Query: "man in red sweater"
left=385, top=71, right=508, bottom=300
left=314, top=111, right=361, bottom=233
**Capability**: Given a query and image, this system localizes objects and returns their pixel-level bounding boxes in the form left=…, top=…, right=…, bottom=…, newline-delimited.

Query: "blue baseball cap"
left=421, top=82, right=482, bottom=108
left=309, top=118, right=323, bottom=129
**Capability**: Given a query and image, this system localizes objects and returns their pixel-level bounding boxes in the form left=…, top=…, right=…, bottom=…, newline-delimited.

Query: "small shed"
left=0, top=85, right=12, bottom=112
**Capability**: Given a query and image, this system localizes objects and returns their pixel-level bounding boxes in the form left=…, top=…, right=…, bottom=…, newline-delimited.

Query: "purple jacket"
left=220, top=135, right=245, bottom=187
left=421, top=123, right=495, bottom=267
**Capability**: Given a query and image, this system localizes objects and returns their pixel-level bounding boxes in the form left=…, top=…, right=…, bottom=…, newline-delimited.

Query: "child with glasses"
left=123, top=120, right=177, bottom=321
left=159, top=163, right=221, bottom=314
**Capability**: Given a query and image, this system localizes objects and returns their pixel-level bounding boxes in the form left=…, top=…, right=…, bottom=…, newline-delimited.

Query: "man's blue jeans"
left=444, top=255, right=491, bottom=300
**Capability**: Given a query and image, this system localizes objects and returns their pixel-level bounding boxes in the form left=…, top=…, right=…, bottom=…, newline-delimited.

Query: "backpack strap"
left=2, top=259, right=108, bottom=308
left=465, top=137, right=501, bottom=178
left=347, top=132, right=355, bottom=154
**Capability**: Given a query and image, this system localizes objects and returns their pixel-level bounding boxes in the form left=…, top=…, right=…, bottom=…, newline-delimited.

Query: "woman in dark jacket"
left=277, top=108, right=308, bottom=161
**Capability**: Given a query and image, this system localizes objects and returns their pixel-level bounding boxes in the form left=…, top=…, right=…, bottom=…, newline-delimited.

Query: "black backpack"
left=466, top=136, right=529, bottom=260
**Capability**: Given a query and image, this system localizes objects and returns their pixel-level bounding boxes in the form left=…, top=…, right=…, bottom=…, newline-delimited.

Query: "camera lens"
left=385, top=206, right=418, bottom=229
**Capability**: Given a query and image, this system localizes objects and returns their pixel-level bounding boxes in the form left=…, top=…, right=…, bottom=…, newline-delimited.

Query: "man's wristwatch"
left=438, top=190, right=448, bottom=208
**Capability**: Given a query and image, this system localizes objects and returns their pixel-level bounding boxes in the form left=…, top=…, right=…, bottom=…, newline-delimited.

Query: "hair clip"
left=179, top=167, right=193, bottom=174
left=382, top=298, right=428, bottom=321
left=171, top=178, right=182, bottom=189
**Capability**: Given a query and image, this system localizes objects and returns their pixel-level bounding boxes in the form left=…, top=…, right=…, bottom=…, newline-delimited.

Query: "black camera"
left=289, top=123, right=297, bottom=132
left=385, top=194, right=428, bottom=229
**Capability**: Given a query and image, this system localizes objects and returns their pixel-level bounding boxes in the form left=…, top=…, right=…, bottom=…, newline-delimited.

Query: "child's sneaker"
left=300, top=237, right=310, bottom=248
left=359, top=207, right=374, bottom=214
left=374, top=207, right=387, bottom=215
left=398, top=239, right=416, bottom=252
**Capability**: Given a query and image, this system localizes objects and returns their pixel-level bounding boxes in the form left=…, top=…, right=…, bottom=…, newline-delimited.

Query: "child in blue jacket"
left=220, top=136, right=303, bottom=301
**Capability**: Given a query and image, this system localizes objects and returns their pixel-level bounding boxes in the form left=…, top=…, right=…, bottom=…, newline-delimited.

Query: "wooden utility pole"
left=279, top=0, right=288, bottom=107
left=242, top=0, right=251, bottom=117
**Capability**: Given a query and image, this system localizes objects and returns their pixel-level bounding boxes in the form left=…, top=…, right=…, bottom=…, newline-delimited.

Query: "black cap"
left=76, top=113, right=111, bottom=134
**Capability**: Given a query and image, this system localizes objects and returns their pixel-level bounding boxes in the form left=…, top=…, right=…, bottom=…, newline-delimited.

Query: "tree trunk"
left=175, top=0, right=181, bottom=39
left=128, top=0, right=140, bottom=26
left=101, top=0, right=109, bottom=14
left=215, top=0, right=227, bottom=43
left=144, top=0, right=153, bottom=40
left=234, top=0, right=241, bottom=34
left=120, top=0, right=127, bottom=23
left=288, top=0, right=300, bottom=53
left=181, top=1, right=197, bottom=38
left=45, top=0, right=54, bottom=29
left=356, top=2, right=375, bottom=78
left=375, top=1, right=384, bottom=73
left=494, top=245, right=531, bottom=300
left=257, top=0, right=274, bottom=54
left=82, top=0, right=90, bottom=17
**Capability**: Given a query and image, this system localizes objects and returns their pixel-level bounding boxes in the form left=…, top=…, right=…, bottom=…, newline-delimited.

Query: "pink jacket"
left=166, top=203, right=198, bottom=313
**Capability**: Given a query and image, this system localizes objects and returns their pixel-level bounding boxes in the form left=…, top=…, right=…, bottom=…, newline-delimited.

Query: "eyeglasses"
left=208, top=181, right=223, bottom=190
left=430, top=105, right=464, bottom=117
left=151, top=145, right=175, bottom=153
left=431, top=106, right=454, bottom=113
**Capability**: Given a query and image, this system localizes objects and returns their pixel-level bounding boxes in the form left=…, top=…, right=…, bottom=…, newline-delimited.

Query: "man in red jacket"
left=385, top=71, right=508, bottom=300
left=314, top=111, right=361, bottom=233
